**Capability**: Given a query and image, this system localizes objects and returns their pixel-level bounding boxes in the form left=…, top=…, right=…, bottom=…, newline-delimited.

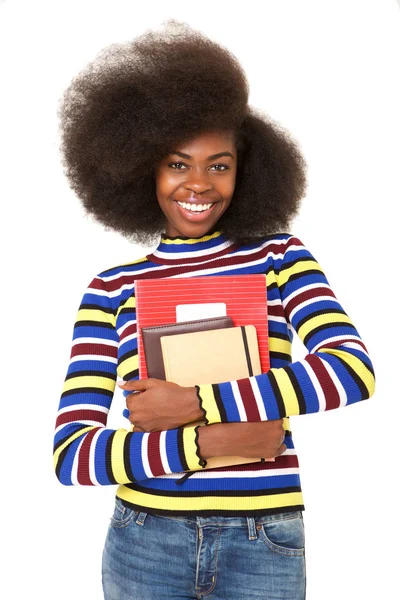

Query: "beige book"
left=160, top=325, right=274, bottom=468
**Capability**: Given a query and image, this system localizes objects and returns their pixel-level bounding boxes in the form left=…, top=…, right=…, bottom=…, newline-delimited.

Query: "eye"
left=168, top=162, right=187, bottom=170
left=210, top=164, right=229, bottom=172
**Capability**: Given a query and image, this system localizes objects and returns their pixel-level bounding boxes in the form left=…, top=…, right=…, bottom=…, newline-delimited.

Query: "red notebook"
left=135, top=274, right=270, bottom=379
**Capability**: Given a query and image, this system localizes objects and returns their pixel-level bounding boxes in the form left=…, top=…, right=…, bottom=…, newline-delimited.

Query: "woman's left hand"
left=118, top=378, right=203, bottom=433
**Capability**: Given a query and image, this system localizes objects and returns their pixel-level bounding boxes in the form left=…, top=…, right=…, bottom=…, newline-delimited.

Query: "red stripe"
left=77, top=428, right=100, bottom=485
left=305, top=354, right=341, bottom=410
left=314, top=338, right=368, bottom=354
left=285, top=287, right=336, bottom=318
left=119, top=323, right=137, bottom=341
left=146, top=431, right=164, bottom=476
left=70, top=343, right=117, bottom=359
left=56, top=409, right=107, bottom=428
left=236, top=379, right=261, bottom=420
left=268, top=304, right=285, bottom=318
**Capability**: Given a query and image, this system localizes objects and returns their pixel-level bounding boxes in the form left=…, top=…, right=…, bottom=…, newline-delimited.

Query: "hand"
left=118, top=378, right=203, bottom=433
left=198, top=420, right=287, bottom=460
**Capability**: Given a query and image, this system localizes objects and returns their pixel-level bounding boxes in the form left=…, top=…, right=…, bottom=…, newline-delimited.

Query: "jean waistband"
left=147, top=509, right=302, bottom=528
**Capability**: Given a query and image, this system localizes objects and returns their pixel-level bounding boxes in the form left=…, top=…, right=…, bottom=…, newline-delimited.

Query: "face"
left=154, top=131, right=237, bottom=238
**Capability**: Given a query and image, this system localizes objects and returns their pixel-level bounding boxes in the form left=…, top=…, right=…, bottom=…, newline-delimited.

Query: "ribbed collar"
left=146, top=227, right=239, bottom=265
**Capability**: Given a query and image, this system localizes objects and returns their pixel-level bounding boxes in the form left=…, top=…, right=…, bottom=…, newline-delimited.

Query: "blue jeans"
left=102, top=498, right=306, bottom=599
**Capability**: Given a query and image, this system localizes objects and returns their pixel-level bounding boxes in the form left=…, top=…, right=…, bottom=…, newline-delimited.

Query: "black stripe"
left=212, top=383, right=228, bottom=422
left=279, top=256, right=316, bottom=273
left=266, top=281, right=278, bottom=293
left=269, top=351, right=292, bottom=363
left=55, top=445, right=69, bottom=481
left=65, top=370, right=116, bottom=381
left=119, top=307, right=136, bottom=316
left=177, top=428, right=189, bottom=472
left=80, top=303, right=116, bottom=316
left=240, top=326, right=253, bottom=376
left=123, top=433, right=135, bottom=483
left=296, top=308, right=346, bottom=331
left=279, top=269, right=322, bottom=295
left=123, top=368, right=139, bottom=380
left=269, top=331, right=291, bottom=342
left=118, top=498, right=304, bottom=518
left=331, top=354, right=370, bottom=399
left=74, top=320, right=115, bottom=330
left=53, top=424, right=89, bottom=453
left=105, top=432, right=118, bottom=485
left=118, top=348, right=138, bottom=366
left=268, top=371, right=286, bottom=418
left=284, top=367, right=307, bottom=414
left=303, top=322, right=357, bottom=346
left=60, top=387, right=114, bottom=399
left=124, top=483, right=302, bottom=498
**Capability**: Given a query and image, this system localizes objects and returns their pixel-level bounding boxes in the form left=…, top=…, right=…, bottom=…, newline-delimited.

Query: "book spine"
left=240, top=326, right=253, bottom=376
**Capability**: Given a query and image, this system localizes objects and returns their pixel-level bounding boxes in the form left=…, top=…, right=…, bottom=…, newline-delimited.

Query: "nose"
left=184, top=167, right=213, bottom=194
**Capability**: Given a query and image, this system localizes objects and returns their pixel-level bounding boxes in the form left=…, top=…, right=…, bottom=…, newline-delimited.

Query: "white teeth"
left=177, top=201, right=213, bottom=212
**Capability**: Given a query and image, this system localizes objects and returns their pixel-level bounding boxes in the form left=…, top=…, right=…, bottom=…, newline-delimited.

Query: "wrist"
left=185, top=386, right=206, bottom=423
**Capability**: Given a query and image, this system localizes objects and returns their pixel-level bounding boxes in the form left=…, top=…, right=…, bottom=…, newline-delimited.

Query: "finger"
left=117, top=378, right=150, bottom=390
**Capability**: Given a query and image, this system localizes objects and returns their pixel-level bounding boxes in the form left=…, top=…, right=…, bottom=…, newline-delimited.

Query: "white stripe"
left=156, top=466, right=300, bottom=480
left=320, top=356, right=348, bottom=407
left=71, top=337, right=118, bottom=348
left=287, top=295, right=340, bottom=321
left=153, top=239, right=235, bottom=260
left=268, top=315, right=287, bottom=324
left=231, top=380, right=248, bottom=421
left=250, top=377, right=268, bottom=420
left=71, top=437, right=85, bottom=485
left=55, top=420, right=105, bottom=436
left=69, top=354, right=118, bottom=365
left=302, top=359, right=326, bottom=411
left=311, top=334, right=362, bottom=354
left=141, top=433, right=153, bottom=478
left=57, top=404, right=109, bottom=417
left=119, top=331, right=138, bottom=345
left=159, top=430, right=171, bottom=474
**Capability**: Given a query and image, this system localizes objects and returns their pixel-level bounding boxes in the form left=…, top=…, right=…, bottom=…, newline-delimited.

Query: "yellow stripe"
left=162, top=230, right=223, bottom=246
left=117, top=353, right=139, bottom=380
left=116, top=485, right=304, bottom=512
left=268, top=335, right=291, bottom=356
left=62, top=375, right=115, bottom=394
left=298, top=312, right=352, bottom=340
left=110, top=429, right=130, bottom=483
left=76, top=307, right=115, bottom=326
left=197, top=384, right=222, bottom=424
left=53, top=426, right=94, bottom=467
left=272, top=369, right=300, bottom=416
left=265, top=270, right=276, bottom=288
left=116, top=294, right=136, bottom=321
left=320, top=348, right=376, bottom=396
left=182, top=425, right=203, bottom=470
left=277, top=259, right=322, bottom=288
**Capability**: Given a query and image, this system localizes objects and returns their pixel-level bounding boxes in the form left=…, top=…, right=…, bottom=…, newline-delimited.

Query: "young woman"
left=54, top=20, right=375, bottom=599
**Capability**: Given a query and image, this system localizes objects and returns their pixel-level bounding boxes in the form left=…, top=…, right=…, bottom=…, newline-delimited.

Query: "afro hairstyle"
left=58, top=19, right=308, bottom=247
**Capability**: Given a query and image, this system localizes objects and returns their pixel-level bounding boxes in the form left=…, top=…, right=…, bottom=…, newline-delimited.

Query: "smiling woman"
left=53, top=17, right=375, bottom=600
left=154, top=131, right=237, bottom=237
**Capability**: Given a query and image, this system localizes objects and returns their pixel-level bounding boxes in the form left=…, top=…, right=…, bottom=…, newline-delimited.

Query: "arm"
left=53, top=274, right=207, bottom=486
left=195, top=235, right=376, bottom=424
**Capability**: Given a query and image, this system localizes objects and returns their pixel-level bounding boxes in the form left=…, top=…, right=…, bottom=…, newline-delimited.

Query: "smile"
left=174, top=200, right=218, bottom=219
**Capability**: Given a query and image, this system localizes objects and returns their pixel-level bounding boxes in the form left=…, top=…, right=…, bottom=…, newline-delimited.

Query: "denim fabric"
left=102, top=498, right=306, bottom=599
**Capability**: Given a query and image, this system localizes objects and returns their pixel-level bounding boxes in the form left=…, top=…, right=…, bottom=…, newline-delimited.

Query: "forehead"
left=170, top=131, right=236, bottom=156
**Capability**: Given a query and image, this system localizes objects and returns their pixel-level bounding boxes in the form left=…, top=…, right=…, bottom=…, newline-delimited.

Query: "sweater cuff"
left=195, top=383, right=223, bottom=425
left=182, top=424, right=208, bottom=469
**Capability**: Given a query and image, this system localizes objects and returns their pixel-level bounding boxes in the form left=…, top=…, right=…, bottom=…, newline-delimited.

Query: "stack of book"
left=136, top=274, right=273, bottom=469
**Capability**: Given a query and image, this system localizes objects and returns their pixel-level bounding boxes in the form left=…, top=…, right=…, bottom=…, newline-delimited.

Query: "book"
left=142, top=316, right=234, bottom=380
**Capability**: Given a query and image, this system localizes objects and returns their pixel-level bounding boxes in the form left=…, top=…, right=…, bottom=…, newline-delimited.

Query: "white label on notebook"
left=176, top=303, right=227, bottom=322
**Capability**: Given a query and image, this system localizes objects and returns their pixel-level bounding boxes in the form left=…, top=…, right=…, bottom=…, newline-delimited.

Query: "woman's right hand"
left=198, top=420, right=287, bottom=460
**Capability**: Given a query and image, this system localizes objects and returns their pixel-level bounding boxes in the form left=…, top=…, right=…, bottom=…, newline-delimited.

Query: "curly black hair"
left=58, top=19, right=307, bottom=247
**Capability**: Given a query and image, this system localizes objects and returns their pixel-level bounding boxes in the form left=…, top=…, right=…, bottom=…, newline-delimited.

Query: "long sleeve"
left=53, top=274, right=205, bottom=486
left=196, top=236, right=376, bottom=424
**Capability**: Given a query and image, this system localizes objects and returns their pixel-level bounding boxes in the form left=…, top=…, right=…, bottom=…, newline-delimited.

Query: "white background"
left=1, top=1, right=399, bottom=598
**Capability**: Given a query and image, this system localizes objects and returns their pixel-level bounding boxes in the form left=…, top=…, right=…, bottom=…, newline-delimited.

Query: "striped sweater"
left=53, top=228, right=375, bottom=516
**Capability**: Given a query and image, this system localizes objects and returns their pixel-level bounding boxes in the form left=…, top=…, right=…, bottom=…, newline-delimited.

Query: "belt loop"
left=247, top=517, right=257, bottom=541
left=135, top=511, right=148, bottom=526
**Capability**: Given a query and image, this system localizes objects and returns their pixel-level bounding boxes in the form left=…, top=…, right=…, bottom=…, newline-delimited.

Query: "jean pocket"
left=110, top=497, right=139, bottom=529
left=258, top=512, right=305, bottom=556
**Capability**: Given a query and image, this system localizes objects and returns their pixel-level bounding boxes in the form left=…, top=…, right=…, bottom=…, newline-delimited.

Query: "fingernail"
left=117, top=381, right=126, bottom=386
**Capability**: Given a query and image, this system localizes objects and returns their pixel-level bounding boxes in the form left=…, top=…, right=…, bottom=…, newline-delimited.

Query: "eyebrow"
left=169, top=151, right=234, bottom=160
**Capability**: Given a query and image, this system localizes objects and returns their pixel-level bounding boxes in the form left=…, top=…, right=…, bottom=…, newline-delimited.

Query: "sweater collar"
left=146, top=227, right=239, bottom=265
